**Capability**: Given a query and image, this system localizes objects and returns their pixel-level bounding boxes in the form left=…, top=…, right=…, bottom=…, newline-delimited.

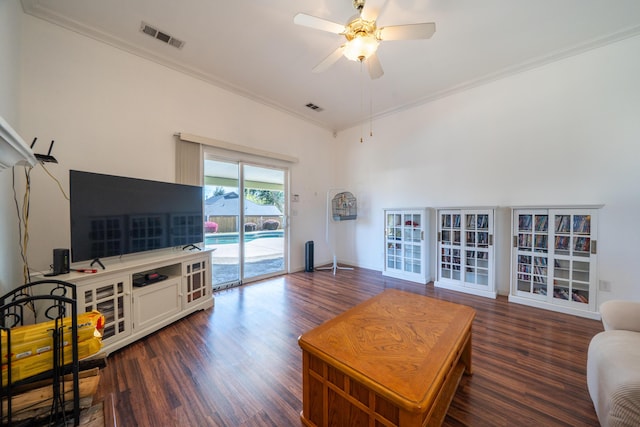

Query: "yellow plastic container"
left=2, top=336, right=102, bottom=385
left=1, top=311, right=104, bottom=362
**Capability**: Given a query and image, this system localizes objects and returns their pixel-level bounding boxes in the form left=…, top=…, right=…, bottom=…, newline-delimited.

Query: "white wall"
left=0, top=0, right=26, bottom=293
left=16, top=12, right=336, bottom=276
left=335, top=35, right=640, bottom=304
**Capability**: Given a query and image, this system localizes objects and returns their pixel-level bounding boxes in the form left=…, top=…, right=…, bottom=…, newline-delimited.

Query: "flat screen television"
left=69, top=170, right=203, bottom=263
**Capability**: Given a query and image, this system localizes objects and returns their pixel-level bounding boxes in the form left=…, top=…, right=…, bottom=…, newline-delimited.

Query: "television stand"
left=40, top=249, right=214, bottom=356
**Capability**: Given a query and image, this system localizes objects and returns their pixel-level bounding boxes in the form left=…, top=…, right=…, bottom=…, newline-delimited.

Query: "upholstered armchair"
left=587, top=300, right=640, bottom=426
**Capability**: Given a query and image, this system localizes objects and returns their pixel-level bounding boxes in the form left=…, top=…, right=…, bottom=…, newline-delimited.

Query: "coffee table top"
left=298, top=289, right=476, bottom=411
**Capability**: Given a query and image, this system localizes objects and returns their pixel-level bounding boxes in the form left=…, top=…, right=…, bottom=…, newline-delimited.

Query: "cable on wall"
left=40, top=162, right=69, bottom=200
left=13, top=166, right=32, bottom=283
left=11, top=137, right=68, bottom=285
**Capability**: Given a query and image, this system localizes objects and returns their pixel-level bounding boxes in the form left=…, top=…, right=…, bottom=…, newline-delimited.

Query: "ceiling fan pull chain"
left=370, top=75, right=374, bottom=137
left=360, top=61, right=365, bottom=143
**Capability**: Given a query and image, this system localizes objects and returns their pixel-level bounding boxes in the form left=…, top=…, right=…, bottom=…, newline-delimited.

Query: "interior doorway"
left=203, top=157, right=287, bottom=289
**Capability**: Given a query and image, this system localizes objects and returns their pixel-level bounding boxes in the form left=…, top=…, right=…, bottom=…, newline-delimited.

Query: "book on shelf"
left=532, top=272, right=546, bottom=283
left=574, top=237, right=590, bottom=252
left=554, top=289, right=570, bottom=300
left=571, top=291, right=589, bottom=303
left=535, top=215, right=548, bottom=232
left=572, top=215, right=591, bottom=234
left=518, top=214, right=532, bottom=231
left=466, top=215, right=474, bottom=229
left=466, top=232, right=476, bottom=244
left=518, top=254, right=531, bottom=264
left=533, top=266, right=547, bottom=276
left=554, top=236, right=570, bottom=250
left=533, top=256, right=548, bottom=266
left=534, top=235, right=548, bottom=248
left=477, top=215, right=488, bottom=229
left=477, top=233, right=488, bottom=245
left=555, top=215, right=571, bottom=233
left=518, top=264, right=531, bottom=273
left=518, top=234, right=532, bottom=248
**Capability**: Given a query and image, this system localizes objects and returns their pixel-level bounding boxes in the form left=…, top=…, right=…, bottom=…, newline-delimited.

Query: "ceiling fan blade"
left=294, top=13, right=345, bottom=34
left=367, top=53, right=384, bottom=79
left=312, top=45, right=346, bottom=73
left=379, top=23, right=436, bottom=40
left=360, top=0, right=388, bottom=22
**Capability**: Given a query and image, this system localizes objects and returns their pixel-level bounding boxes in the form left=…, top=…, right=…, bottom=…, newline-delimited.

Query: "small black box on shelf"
left=52, top=248, right=70, bottom=275
left=133, top=273, right=168, bottom=287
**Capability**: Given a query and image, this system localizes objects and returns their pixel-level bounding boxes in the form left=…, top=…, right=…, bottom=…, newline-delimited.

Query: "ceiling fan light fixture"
left=343, top=34, right=379, bottom=62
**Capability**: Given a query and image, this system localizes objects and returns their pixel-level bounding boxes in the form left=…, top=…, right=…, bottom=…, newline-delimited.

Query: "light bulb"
left=343, top=34, right=379, bottom=62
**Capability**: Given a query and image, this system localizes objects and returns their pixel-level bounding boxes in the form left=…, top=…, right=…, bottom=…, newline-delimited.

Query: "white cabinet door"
left=133, top=278, right=182, bottom=333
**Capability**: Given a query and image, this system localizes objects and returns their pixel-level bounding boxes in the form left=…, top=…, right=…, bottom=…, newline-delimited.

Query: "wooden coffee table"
left=298, top=289, right=475, bottom=427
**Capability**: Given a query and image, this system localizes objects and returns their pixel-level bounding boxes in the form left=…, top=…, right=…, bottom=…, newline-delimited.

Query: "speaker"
left=304, top=241, right=314, bottom=272
left=53, top=248, right=70, bottom=275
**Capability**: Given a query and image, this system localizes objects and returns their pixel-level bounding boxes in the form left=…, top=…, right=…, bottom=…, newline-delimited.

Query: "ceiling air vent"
left=140, top=21, right=185, bottom=49
left=305, top=103, right=324, bottom=112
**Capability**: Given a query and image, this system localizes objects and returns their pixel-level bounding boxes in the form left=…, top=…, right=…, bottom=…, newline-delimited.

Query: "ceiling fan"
left=294, top=0, right=436, bottom=79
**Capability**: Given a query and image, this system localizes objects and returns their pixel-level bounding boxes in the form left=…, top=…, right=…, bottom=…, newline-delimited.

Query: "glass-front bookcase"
left=510, top=207, right=599, bottom=317
left=436, top=208, right=496, bottom=299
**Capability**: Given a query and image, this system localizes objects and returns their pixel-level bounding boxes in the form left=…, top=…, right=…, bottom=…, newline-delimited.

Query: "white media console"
left=43, top=249, right=214, bottom=356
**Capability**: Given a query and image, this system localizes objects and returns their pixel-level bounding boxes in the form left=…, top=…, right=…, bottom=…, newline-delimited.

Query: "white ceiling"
left=20, top=0, right=640, bottom=132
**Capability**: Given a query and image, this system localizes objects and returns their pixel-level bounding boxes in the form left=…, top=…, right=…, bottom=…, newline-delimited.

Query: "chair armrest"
left=600, top=300, right=640, bottom=332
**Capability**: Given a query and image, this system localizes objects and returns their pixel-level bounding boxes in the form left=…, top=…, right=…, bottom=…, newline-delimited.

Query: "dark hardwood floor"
left=94, top=268, right=603, bottom=426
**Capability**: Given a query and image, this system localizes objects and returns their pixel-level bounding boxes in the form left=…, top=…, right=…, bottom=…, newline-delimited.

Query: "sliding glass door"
left=242, top=164, right=286, bottom=281
left=203, top=157, right=287, bottom=289
left=204, top=159, right=241, bottom=287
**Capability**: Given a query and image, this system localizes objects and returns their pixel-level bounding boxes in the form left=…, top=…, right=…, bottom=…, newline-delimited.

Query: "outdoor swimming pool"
left=205, top=230, right=284, bottom=245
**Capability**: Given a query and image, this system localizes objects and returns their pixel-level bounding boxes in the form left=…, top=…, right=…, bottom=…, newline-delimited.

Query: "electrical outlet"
left=599, top=280, right=612, bottom=292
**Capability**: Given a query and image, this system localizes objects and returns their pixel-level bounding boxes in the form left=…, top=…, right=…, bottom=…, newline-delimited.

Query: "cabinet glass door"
left=82, top=278, right=131, bottom=343
left=463, top=213, right=491, bottom=286
left=385, top=212, right=423, bottom=274
left=550, top=212, right=593, bottom=305
left=514, top=211, right=549, bottom=298
left=184, top=258, right=208, bottom=306
left=403, top=213, right=422, bottom=274
left=386, top=213, right=402, bottom=270
left=383, top=209, right=429, bottom=284
left=439, top=211, right=461, bottom=281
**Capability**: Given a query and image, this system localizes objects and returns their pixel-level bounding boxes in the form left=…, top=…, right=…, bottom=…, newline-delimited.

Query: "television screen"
left=70, top=170, right=203, bottom=263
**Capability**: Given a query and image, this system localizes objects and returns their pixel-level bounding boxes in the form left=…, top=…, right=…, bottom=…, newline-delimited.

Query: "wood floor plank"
left=94, top=268, right=602, bottom=426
